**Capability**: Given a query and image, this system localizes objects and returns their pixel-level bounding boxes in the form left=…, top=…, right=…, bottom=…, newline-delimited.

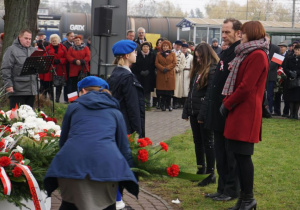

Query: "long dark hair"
left=190, top=43, right=219, bottom=89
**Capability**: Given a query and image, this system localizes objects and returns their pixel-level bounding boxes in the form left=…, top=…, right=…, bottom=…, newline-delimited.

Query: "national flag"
left=68, top=92, right=78, bottom=102
left=271, top=53, right=285, bottom=65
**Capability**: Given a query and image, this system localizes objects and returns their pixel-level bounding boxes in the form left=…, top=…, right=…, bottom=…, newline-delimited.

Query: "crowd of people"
left=1, top=18, right=300, bottom=210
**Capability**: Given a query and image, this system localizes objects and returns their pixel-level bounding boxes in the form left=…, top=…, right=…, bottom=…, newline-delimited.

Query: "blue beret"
left=175, top=40, right=182, bottom=45
left=77, top=76, right=109, bottom=92
left=112, top=40, right=137, bottom=56
left=182, top=44, right=189, bottom=48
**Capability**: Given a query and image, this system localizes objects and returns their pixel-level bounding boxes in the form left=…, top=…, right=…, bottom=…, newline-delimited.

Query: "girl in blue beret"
left=108, top=40, right=145, bottom=138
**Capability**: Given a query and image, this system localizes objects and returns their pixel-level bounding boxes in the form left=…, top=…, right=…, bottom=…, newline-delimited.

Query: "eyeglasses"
left=138, top=32, right=145, bottom=34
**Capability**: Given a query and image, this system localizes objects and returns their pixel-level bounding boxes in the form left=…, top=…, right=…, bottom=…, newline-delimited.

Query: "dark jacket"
left=44, top=91, right=139, bottom=198
left=108, top=66, right=145, bottom=137
left=204, top=40, right=240, bottom=132
left=282, top=54, right=300, bottom=102
left=1, top=38, right=36, bottom=96
left=182, top=64, right=217, bottom=122
left=212, top=45, right=222, bottom=55
left=267, top=44, right=280, bottom=82
left=131, top=51, right=156, bottom=93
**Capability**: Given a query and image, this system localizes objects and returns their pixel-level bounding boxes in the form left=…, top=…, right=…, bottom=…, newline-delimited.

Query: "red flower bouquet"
left=167, top=164, right=180, bottom=177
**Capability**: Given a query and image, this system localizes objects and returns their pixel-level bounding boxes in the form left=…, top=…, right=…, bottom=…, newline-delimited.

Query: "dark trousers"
left=190, top=115, right=215, bottom=174
left=161, top=95, right=171, bottom=107
left=40, top=81, right=53, bottom=100
left=68, top=77, right=79, bottom=94
left=214, top=131, right=239, bottom=197
left=59, top=200, right=116, bottom=210
left=9, top=95, right=35, bottom=109
left=290, top=102, right=300, bottom=119
left=274, top=92, right=282, bottom=115
left=63, top=85, right=68, bottom=102
left=144, top=92, right=151, bottom=107
left=234, top=153, right=254, bottom=195
left=267, top=81, right=276, bottom=113
left=274, top=92, right=290, bottom=115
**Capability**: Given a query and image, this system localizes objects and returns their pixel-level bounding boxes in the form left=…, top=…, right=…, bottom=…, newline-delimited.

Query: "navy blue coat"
left=44, top=91, right=138, bottom=197
left=108, top=66, right=145, bottom=137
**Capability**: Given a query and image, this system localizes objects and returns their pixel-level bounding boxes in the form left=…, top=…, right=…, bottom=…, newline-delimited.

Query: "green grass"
left=140, top=118, right=300, bottom=210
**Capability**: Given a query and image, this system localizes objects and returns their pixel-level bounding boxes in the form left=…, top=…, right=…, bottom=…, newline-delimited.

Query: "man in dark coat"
left=204, top=18, right=241, bottom=201
left=265, top=33, right=280, bottom=115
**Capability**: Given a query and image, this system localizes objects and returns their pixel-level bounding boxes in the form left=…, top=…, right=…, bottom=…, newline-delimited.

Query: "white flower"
left=4, top=136, right=14, bottom=143
left=51, top=139, right=56, bottom=143
left=16, top=146, right=23, bottom=154
left=55, top=130, right=61, bottom=137
left=33, top=134, right=40, bottom=141
left=44, top=140, right=48, bottom=144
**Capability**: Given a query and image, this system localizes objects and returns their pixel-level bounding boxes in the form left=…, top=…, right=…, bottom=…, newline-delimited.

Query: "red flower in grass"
left=137, top=139, right=148, bottom=147
left=0, top=156, right=11, bottom=167
left=144, top=137, right=153, bottom=146
left=137, top=149, right=149, bottom=162
left=160, top=142, right=168, bottom=151
left=167, top=164, right=180, bottom=177
left=14, top=152, right=23, bottom=162
left=38, top=132, right=47, bottom=138
left=12, top=167, right=22, bottom=177
left=40, top=113, right=46, bottom=119
left=0, top=141, right=5, bottom=150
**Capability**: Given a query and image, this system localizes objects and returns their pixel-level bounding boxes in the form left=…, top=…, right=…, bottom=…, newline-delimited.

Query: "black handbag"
left=53, top=68, right=66, bottom=87
left=78, top=65, right=87, bottom=81
left=288, top=77, right=300, bottom=89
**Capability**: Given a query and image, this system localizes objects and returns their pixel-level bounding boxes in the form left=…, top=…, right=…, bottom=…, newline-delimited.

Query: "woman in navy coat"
left=44, top=76, right=138, bottom=210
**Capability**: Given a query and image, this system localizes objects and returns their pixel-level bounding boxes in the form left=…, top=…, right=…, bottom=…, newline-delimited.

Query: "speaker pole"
left=97, top=35, right=102, bottom=77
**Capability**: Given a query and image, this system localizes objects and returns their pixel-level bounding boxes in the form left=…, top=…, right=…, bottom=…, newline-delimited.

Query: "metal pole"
left=292, top=0, right=296, bottom=28
left=246, top=0, right=248, bottom=20
left=97, top=36, right=102, bottom=76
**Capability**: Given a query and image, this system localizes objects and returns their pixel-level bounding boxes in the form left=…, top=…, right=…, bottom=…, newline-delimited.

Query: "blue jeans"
left=267, top=81, right=276, bottom=113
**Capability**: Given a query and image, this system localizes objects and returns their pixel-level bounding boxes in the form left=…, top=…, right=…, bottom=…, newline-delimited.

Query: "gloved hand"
left=290, top=70, right=297, bottom=79
left=219, top=103, right=229, bottom=118
left=54, top=59, right=60, bottom=64
left=140, top=70, right=149, bottom=77
left=163, top=68, right=168, bottom=74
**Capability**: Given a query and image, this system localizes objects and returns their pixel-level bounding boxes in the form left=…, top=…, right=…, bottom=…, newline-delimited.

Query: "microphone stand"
left=43, top=45, right=55, bottom=117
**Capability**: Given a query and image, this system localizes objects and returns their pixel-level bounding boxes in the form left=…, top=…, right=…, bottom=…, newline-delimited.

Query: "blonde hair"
left=113, top=56, right=126, bottom=66
left=50, top=34, right=61, bottom=43
left=81, top=86, right=111, bottom=95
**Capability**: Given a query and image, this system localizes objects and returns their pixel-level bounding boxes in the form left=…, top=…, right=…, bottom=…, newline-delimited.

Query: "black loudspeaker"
left=93, top=7, right=113, bottom=37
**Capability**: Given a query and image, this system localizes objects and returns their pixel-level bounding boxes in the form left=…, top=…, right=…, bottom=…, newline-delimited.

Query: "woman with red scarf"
left=220, top=21, right=269, bottom=210
left=67, top=35, right=90, bottom=93
left=44, top=34, right=68, bottom=102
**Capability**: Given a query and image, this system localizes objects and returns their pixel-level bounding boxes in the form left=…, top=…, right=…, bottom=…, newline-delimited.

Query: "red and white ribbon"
left=13, top=163, right=46, bottom=210
left=0, top=167, right=11, bottom=195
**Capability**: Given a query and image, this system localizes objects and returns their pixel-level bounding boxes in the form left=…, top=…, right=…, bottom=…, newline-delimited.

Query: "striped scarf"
left=222, top=38, right=269, bottom=96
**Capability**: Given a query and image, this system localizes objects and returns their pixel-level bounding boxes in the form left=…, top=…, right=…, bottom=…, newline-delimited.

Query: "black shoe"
left=55, top=99, right=59, bottom=103
left=228, top=192, right=244, bottom=210
left=168, top=106, right=172, bottom=111
left=282, top=114, right=289, bottom=118
left=197, top=173, right=216, bottom=187
left=205, top=192, right=222, bottom=198
left=240, top=195, right=257, bottom=210
left=213, top=194, right=235, bottom=201
left=161, top=104, right=166, bottom=111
